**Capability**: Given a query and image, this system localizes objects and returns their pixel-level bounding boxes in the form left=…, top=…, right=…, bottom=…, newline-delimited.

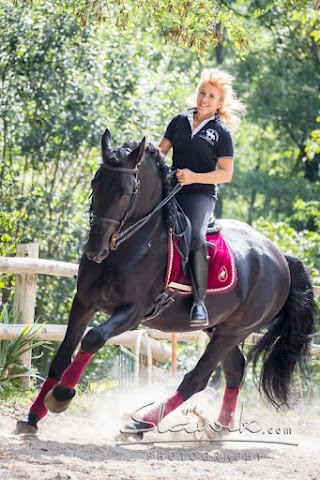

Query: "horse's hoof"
left=15, top=419, right=38, bottom=435
left=44, top=384, right=75, bottom=413
left=117, top=420, right=152, bottom=441
left=126, top=420, right=153, bottom=432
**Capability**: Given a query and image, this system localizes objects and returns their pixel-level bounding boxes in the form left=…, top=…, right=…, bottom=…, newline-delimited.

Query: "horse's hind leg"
left=216, top=346, right=245, bottom=429
left=133, top=332, right=242, bottom=429
left=16, top=294, right=94, bottom=434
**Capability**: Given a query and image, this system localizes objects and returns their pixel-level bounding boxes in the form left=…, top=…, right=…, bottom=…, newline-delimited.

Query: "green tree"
left=220, top=1, right=320, bottom=233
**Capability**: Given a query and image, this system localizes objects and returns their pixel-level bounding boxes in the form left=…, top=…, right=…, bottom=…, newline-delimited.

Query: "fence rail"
left=147, top=329, right=320, bottom=357
left=0, top=324, right=171, bottom=362
left=0, top=256, right=78, bottom=278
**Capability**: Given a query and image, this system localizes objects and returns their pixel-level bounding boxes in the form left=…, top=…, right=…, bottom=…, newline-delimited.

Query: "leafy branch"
left=0, top=305, right=52, bottom=383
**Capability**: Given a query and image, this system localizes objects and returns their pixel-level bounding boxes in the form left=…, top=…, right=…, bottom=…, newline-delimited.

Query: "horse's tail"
left=250, top=255, right=316, bottom=408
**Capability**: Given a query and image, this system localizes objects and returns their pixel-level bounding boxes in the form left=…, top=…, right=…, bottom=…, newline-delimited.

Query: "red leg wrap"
left=60, top=349, right=93, bottom=388
left=30, top=377, right=59, bottom=419
left=217, top=387, right=239, bottom=429
left=142, top=391, right=184, bottom=426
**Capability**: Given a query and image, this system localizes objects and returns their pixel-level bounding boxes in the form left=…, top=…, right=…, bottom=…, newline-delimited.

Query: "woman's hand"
left=176, top=168, right=195, bottom=186
left=176, top=158, right=234, bottom=186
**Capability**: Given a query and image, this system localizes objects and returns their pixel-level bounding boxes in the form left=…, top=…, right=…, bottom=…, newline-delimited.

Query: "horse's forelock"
left=103, top=141, right=159, bottom=166
left=122, top=140, right=139, bottom=151
left=102, top=145, right=132, bottom=166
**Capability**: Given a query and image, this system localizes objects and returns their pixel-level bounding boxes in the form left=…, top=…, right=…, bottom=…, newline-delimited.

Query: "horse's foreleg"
left=16, top=294, right=94, bottom=434
left=216, top=346, right=245, bottom=429
left=47, top=304, right=138, bottom=409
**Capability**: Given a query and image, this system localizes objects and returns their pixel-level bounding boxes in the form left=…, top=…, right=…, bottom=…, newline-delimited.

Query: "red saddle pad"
left=165, top=231, right=237, bottom=296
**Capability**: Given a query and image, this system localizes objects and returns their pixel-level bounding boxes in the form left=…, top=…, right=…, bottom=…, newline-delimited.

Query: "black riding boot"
left=189, top=245, right=209, bottom=328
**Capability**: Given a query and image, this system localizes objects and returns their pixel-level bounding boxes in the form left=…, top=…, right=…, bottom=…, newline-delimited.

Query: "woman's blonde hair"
left=196, top=68, right=246, bottom=131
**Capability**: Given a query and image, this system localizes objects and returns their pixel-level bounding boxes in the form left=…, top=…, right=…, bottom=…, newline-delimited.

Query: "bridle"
left=89, top=162, right=182, bottom=251
left=90, top=163, right=140, bottom=249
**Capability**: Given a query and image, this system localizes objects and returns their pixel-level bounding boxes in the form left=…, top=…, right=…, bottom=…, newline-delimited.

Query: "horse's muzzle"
left=86, top=249, right=109, bottom=263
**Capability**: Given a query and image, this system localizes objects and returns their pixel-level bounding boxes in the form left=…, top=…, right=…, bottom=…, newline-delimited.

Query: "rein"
left=91, top=162, right=182, bottom=250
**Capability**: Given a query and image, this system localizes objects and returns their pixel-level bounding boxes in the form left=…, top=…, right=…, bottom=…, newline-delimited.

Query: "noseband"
left=90, top=163, right=140, bottom=249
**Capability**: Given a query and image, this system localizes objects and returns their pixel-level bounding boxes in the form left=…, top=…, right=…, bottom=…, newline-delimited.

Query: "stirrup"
left=190, top=301, right=209, bottom=328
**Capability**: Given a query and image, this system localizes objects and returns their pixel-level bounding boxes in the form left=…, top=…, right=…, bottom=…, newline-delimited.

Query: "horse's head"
left=85, top=129, right=146, bottom=263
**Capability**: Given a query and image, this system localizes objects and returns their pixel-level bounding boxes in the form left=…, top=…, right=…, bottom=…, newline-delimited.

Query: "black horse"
left=17, top=129, right=315, bottom=436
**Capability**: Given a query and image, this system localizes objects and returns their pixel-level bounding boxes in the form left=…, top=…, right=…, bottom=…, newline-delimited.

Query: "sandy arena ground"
left=0, top=384, right=319, bottom=480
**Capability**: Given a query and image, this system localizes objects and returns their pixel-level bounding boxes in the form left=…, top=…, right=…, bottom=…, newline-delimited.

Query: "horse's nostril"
left=86, top=249, right=109, bottom=263
left=86, top=252, right=94, bottom=261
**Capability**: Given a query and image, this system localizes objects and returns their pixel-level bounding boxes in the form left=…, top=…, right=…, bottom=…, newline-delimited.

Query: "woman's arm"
left=175, top=157, right=234, bottom=186
left=159, top=138, right=172, bottom=156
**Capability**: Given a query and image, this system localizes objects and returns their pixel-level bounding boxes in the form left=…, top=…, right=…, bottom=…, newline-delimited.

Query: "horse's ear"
left=101, top=129, right=112, bottom=159
left=129, top=137, right=146, bottom=166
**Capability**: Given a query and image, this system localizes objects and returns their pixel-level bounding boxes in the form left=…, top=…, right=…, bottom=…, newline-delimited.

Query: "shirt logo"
left=199, top=128, right=219, bottom=146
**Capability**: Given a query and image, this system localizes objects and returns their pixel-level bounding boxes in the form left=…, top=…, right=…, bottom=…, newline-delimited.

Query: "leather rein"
left=90, top=162, right=181, bottom=250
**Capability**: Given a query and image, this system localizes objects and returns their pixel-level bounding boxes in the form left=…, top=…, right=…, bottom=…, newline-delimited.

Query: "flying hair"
left=196, top=68, right=246, bottom=131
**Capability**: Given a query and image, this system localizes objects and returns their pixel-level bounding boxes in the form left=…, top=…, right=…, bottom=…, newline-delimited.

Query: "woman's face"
left=196, top=82, right=223, bottom=119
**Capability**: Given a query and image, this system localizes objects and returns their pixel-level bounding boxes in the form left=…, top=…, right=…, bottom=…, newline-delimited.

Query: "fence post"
left=13, top=243, right=39, bottom=386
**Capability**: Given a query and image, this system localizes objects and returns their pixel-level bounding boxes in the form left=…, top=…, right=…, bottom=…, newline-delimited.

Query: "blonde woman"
left=159, top=68, right=245, bottom=328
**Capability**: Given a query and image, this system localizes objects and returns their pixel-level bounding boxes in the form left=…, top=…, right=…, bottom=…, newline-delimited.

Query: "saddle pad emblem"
left=165, top=231, right=237, bottom=296
left=218, top=266, right=228, bottom=282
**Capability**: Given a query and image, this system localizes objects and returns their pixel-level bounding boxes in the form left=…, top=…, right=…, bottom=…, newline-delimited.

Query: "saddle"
left=171, top=206, right=222, bottom=274
left=143, top=211, right=236, bottom=321
left=165, top=230, right=237, bottom=296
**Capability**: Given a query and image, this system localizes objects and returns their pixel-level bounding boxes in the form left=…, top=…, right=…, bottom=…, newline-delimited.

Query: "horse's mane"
left=122, top=140, right=177, bottom=229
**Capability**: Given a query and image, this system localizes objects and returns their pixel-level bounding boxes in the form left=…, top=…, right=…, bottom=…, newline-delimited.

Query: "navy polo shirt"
left=164, top=109, right=234, bottom=196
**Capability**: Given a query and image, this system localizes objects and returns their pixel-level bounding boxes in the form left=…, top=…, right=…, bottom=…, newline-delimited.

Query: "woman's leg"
left=176, top=193, right=215, bottom=327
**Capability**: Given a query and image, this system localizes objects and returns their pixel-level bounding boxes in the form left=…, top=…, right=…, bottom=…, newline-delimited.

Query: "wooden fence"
left=0, top=243, right=319, bottom=383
